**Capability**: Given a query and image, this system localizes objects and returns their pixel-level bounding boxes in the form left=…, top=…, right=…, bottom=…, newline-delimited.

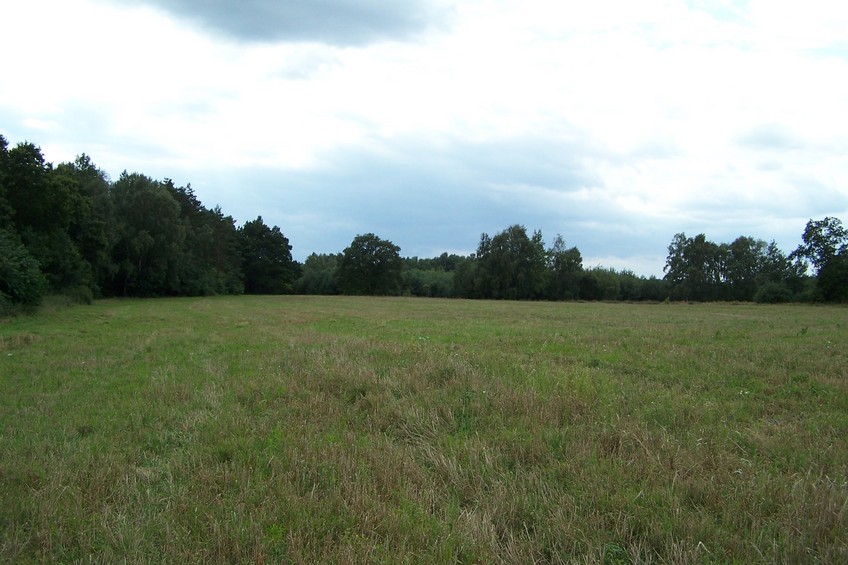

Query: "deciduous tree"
left=239, top=216, right=298, bottom=294
left=337, top=233, right=402, bottom=295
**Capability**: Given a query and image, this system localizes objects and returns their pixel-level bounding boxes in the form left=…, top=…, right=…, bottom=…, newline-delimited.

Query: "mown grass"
left=1, top=296, right=846, bottom=563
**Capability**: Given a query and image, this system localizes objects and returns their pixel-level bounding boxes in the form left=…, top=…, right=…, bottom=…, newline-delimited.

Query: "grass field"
left=1, top=296, right=846, bottom=563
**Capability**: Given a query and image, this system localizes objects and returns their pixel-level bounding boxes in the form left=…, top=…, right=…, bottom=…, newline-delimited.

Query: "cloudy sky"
left=2, top=0, right=847, bottom=275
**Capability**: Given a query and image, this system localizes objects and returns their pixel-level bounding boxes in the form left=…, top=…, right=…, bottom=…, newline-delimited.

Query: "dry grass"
left=1, top=296, right=846, bottom=563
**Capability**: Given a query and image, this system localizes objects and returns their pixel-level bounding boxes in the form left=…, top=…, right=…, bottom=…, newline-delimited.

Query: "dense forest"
left=1, top=134, right=846, bottom=311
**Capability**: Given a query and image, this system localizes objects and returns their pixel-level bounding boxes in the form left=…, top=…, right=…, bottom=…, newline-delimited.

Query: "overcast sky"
left=2, top=0, right=847, bottom=275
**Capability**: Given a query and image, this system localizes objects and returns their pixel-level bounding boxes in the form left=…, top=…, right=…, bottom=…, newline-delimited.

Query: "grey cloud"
left=192, top=136, right=676, bottom=268
left=179, top=134, right=601, bottom=259
left=126, top=0, right=451, bottom=45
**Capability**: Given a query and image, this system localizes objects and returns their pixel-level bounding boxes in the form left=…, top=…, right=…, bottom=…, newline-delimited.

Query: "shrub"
left=754, top=282, right=792, bottom=304
left=0, top=229, right=48, bottom=306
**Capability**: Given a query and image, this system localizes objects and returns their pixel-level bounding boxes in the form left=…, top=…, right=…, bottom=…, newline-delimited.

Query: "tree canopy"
left=336, top=233, right=403, bottom=295
left=0, top=135, right=296, bottom=311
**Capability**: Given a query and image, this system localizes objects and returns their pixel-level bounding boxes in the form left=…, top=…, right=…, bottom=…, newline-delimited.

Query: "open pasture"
left=1, top=296, right=846, bottom=563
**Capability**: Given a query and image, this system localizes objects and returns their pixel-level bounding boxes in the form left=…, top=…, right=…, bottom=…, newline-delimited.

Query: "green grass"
left=1, top=296, right=846, bottom=563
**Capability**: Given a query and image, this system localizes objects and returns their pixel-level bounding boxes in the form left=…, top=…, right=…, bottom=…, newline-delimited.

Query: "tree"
left=4, top=142, right=95, bottom=296
left=158, top=181, right=243, bottom=296
left=663, top=233, right=723, bottom=301
left=452, top=254, right=479, bottom=298
left=0, top=228, right=48, bottom=308
left=337, top=233, right=402, bottom=295
left=756, top=240, right=804, bottom=299
left=791, top=217, right=847, bottom=275
left=724, top=236, right=767, bottom=301
left=546, top=234, right=582, bottom=300
left=402, top=268, right=454, bottom=297
left=110, top=172, right=185, bottom=296
left=791, top=217, right=848, bottom=302
left=295, top=253, right=341, bottom=295
left=4, top=142, right=65, bottom=234
left=207, top=207, right=245, bottom=294
left=817, top=254, right=848, bottom=302
left=53, top=155, right=116, bottom=297
left=579, top=267, right=620, bottom=300
left=239, top=216, right=298, bottom=294
left=475, top=225, right=547, bottom=300
left=0, top=135, right=12, bottom=227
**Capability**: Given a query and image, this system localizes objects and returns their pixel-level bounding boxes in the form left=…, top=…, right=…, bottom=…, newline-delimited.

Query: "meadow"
left=1, top=296, right=846, bottom=563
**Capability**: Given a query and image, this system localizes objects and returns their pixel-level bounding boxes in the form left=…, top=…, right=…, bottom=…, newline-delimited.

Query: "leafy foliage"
left=791, top=217, right=848, bottom=302
left=0, top=135, right=293, bottom=305
left=239, top=216, right=299, bottom=294
left=664, top=231, right=813, bottom=302
left=473, top=225, right=547, bottom=300
left=295, top=253, right=342, bottom=295
left=0, top=229, right=48, bottom=307
left=337, top=233, right=402, bottom=295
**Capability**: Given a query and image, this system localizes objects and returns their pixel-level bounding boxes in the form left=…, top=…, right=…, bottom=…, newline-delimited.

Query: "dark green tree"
left=640, top=275, right=669, bottom=301
left=110, top=172, right=185, bottom=296
left=207, top=206, right=245, bottom=294
left=160, top=181, right=243, bottom=295
left=53, top=155, right=116, bottom=297
left=791, top=217, right=847, bottom=274
left=0, top=139, right=52, bottom=307
left=546, top=234, right=582, bottom=300
left=579, top=267, right=620, bottom=300
left=402, top=268, right=454, bottom=297
left=239, top=216, right=298, bottom=294
left=4, top=142, right=93, bottom=296
left=723, top=236, right=767, bottom=301
left=475, top=225, right=547, bottom=300
left=755, top=240, right=804, bottom=300
left=817, top=254, right=848, bottom=302
left=0, top=135, right=12, bottom=227
left=337, top=233, right=402, bottom=295
left=0, top=228, right=48, bottom=308
left=452, top=254, right=479, bottom=298
left=791, top=217, right=848, bottom=302
left=295, top=253, right=342, bottom=295
left=4, top=142, right=65, bottom=233
left=663, top=233, right=723, bottom=301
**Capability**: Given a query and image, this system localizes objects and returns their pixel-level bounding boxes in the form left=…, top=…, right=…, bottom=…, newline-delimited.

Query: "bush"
left=0, top=229, right=48, bottom=306
left=754, top=282, right=793, bottom=304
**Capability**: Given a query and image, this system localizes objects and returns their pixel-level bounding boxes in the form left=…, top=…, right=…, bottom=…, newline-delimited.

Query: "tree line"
left=2, top=134, right=846, bottom=310
left=297, top=220, right=846, bottom=303
left=1, top=136, right=299, bottom=310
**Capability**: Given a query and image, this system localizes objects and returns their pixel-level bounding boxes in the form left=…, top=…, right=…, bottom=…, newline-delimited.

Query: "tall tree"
left=295, top=253, right=341, bottom=295
left=792, top=217, right=848, bottom=302
left=53, top=155, right=116, bottom=296
left=336, top=233, right=402, bottom=295
left=5, top=142, right=93, bottom=295
left=723, top=236, right=767, bottom=301
left=161, top=180, right=242, bottom=295
left=546, top=234, right=582, bottom=300
left=0, top=135, right=12, bottom=227
left=663, top=233, right=723, bottom=301
left=110, top=172, right=185, bottom=296
left=239, top=216, right=298, bottom=294
left=791, top=217, right=847, bottom=275
left=475, top=225, right=547, bottom=300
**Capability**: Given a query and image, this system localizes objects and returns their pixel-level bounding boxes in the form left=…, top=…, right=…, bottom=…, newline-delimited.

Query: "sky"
left=2, top=0, right=847, bottom=276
